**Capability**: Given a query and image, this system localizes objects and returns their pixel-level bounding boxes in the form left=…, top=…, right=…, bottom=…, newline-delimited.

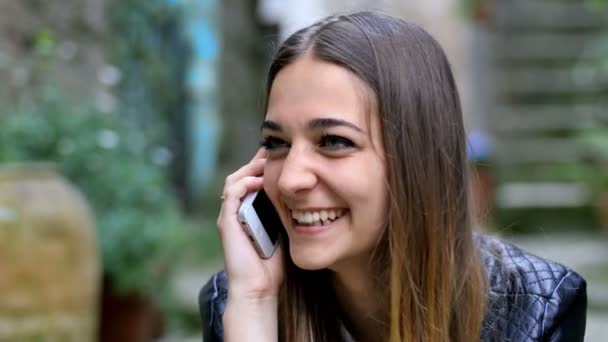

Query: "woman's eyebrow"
left=308, top=118, right=364, bottom=133
left=261, top=120, right=282, bottom=132
left=261, top=117, right=365, bottom=133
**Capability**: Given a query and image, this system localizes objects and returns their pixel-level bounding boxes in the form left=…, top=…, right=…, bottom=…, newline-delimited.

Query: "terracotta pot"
left=98, top=276, right=164, bottom=341
left=0, top=162, right=99, bottom=340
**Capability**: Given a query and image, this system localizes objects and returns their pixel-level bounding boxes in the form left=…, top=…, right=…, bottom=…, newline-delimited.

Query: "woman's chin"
left=289, top=247, right=333, bottom=271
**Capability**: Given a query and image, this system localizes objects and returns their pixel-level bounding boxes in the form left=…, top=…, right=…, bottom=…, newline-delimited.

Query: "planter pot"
left=0, top=162, right=99, bottom=340
left=99, top=276, right=164, bottom=341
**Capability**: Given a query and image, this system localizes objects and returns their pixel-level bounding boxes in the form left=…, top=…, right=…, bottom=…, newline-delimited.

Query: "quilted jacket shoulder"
left=477, top=235, right=587, bottom=341
left=199, top=235, right=587, bottom=341
left=199, top=271, right=228, bottom=342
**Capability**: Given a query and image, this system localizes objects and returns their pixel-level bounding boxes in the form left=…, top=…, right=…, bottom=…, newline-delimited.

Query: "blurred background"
left=0, top=0, right=606, bottom=341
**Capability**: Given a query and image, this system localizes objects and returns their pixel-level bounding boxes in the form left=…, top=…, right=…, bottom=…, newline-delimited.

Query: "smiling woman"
left=261, top=56, right=387, bottom=276
left=199, top=12, right=587, bottom=342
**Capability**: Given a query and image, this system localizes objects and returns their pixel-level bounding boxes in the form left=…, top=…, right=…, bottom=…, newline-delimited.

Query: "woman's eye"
left=320, top=135, right=354, bottom=150
left=261, top=136, right=289, bottom=150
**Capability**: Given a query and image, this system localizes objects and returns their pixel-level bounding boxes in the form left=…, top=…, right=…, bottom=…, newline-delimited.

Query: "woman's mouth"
left=290, top=208, right=347, bottom=234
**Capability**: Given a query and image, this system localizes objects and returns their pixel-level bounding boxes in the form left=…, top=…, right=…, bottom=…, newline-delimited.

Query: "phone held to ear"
left=238, top=189, right=282, bottom=259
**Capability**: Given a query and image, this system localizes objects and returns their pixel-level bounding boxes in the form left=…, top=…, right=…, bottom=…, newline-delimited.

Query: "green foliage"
left=0, top=92, right=192, bottom=301
left=108, top=0, right=186, bottom=147
left=587, top=0, right=608, bottom=10
left=577, top=129, right=608, bottom=191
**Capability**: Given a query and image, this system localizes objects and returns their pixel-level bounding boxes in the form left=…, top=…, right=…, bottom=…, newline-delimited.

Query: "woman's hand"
left=217, top=149, right=284, bottom=341
left=216, top=148, right=284, bottom=302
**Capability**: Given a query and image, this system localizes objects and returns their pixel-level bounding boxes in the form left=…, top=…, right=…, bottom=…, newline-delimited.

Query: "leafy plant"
left=0, top=92, right=191, bottom=302
left=108, top=0, right=186, bottom=151
left=577, top=129, right=608, bottom=192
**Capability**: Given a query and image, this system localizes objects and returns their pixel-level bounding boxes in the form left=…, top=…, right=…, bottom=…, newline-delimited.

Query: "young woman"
left=200, top=12, right=587, bottom=342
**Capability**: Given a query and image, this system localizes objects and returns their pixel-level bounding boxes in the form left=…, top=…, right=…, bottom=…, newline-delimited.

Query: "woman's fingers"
left=217, top=175, right=264, bottom=237
left=217, top=151, right=267, bottom=263
left=222, top=148, right=266, bottom=195
left=217, top=175, right=264, bottom=272
left=218, top=156, right=266, bottom=219
left=223, top=157, right=266, bottom=188
left=251, top=147, right=267, bottom=161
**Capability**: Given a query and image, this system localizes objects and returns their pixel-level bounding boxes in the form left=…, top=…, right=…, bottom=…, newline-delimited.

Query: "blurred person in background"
left=200, top=12, right=587, bottom=342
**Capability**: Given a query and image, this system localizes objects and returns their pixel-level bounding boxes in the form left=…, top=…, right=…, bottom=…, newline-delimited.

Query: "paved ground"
left=168, top=233, right=608, bottom=341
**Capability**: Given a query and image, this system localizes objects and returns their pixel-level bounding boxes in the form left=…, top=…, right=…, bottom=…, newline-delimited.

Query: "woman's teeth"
left=291, top=209, right=345, bottom=226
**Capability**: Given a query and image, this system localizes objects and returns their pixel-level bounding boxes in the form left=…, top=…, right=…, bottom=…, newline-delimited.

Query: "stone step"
left=496, top=0, right=608, bottom=30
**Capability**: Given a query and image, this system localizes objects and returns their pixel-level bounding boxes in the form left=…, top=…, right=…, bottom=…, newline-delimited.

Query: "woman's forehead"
left=266, top=57, right=376, bottom=130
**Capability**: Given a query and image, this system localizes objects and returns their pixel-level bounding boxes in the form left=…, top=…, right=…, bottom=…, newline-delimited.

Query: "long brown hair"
left=265, top=12, right=487, bottom=342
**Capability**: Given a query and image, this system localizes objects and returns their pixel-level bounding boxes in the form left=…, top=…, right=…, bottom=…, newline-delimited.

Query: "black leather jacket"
left=199, top=235, right=587, bottom=341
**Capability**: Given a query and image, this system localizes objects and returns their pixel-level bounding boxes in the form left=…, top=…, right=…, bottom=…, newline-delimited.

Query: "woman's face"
left=263, top=55, right=388, bottom=271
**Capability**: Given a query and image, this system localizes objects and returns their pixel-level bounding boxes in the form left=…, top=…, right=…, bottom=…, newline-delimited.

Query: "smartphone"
left=238, top=189, right=282, bottom=258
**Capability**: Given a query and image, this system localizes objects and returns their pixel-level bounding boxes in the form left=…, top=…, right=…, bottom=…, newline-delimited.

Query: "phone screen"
left=252, top=190, right=281, bottom=245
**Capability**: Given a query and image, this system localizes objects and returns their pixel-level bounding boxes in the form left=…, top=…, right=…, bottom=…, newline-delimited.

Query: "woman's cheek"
left=263, top=162, right=281, bottom=201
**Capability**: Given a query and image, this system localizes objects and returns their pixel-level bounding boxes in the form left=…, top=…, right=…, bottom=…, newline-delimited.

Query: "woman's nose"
left=276, top=150, right=318, bottom=197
